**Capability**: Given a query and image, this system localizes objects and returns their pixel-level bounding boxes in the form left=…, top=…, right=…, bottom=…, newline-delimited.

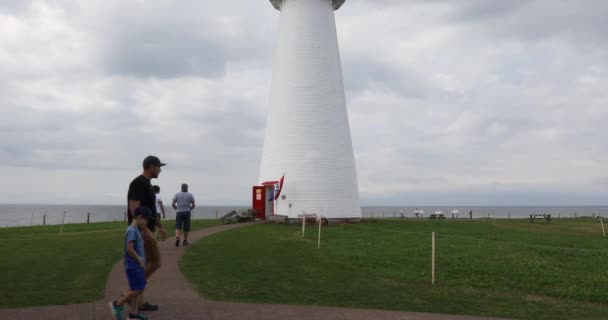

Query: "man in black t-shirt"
left=127, top=155, right=168, bottom=312
left=127, top=175, right=159, bottom=231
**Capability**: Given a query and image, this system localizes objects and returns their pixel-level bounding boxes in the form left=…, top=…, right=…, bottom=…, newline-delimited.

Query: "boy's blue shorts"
left=126, top=267, right=146, bottom=291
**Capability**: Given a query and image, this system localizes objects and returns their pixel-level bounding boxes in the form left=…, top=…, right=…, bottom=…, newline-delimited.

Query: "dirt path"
left=0, top=222, right=508, bottom=320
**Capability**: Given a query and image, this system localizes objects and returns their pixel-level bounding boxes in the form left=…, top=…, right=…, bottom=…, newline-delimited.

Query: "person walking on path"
left=109, top=207, right=149, bottom=320
left=153, top=185, right=166, bottom=219
left=127, top=155, right=168, bottom=312
left=172, top=183, right=196, bottom=247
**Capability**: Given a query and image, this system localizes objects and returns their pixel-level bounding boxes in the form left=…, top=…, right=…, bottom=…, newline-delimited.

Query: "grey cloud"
left=102, top=22, right=230, bottom=78
left=365, top=0, right=608, bottom=44
left=447, top=0, right=530, bottom=22
left=0, top=0, right=30, bottom=15
left=343, top=59, right=429, bottom=98
left=0, top=105, right=138, bottom=170
left=93, top=2, right=276, bottom=79
left=446, top=0, right=608, bottom=43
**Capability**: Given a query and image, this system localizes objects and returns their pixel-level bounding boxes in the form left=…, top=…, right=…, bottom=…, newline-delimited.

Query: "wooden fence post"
left=60, top=211, right=66, bottom=233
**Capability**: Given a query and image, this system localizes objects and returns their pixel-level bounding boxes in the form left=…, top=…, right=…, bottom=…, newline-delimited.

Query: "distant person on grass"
left=172, top=183, right=196, bottom=247
left=127, top=155, right=168, bottom=312
left=109, top=207, right=149, bottom=320
left=153, top=185, right=166, bottom=219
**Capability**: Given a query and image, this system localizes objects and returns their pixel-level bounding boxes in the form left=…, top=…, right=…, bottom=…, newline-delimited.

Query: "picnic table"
left=429, top=213, right=445, bottom=220
left=529, top=213, right=552, bottom=223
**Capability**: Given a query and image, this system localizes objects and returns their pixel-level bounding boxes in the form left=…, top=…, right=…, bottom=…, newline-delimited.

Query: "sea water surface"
left=1, top=204, right=606, bottom=227
left=0, top=204, right=249, bottom=227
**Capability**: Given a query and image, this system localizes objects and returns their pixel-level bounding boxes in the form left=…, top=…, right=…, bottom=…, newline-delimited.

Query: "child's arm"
left=127, top=241, right=145, bottom=268
left=156, top=216, right=168, bottom=241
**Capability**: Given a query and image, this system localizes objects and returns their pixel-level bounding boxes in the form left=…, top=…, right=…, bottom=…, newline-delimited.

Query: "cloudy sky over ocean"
left=1, top=0, right=607, bottom=205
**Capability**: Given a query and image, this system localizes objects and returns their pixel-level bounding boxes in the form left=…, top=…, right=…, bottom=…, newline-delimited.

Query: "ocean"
left=1, top=204, right=607, bottom=227
left=0, top=204, right=249, bottom=227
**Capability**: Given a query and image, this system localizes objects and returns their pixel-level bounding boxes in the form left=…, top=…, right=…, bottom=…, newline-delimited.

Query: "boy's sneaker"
left=175, top=238, right=180, bottom=247
left=108, top=301, right=124, bottom=320
left=183, top=240, right=189, bottom=246
left=139, top=301, right=159, bottom=311
left=128, top=313, right=150, bottom=320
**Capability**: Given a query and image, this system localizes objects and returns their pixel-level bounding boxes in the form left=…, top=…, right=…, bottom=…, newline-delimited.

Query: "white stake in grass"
left=302, top=212, right=306, bottom=237
left=432, top=232, right=436, bottom=285
left=600, top=217, right=606, bottom=238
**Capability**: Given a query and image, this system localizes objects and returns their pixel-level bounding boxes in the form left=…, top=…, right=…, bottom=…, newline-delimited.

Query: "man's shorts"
left=176, top=211, right=192, bottom=232
left=126, top=267, right=146, bottom=291
left=143, top=228, right=161, bottom=270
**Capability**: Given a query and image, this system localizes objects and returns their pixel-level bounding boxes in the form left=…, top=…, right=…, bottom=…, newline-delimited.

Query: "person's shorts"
left=143, top=228, right=161, bottom=270
left=126, top=267, right=146, bottom=291
left=176, top=211, right=192, bottom=232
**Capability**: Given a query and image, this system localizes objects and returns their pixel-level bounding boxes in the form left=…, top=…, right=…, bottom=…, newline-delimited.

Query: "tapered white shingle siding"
left=259, top=0, right=361, bottom=219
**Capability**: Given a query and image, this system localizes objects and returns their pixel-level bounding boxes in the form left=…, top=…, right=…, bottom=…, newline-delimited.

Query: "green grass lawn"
left=0, top=219, right=219, bottom=308
left=181, top=219, right=608, bottom=320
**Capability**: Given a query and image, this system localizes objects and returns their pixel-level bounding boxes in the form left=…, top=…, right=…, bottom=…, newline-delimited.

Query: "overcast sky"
left=1, top=0, right=607, bottom=206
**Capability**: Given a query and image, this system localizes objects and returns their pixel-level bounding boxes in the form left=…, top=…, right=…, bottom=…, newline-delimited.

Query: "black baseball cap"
left=143, top=155, right=166, bottom=168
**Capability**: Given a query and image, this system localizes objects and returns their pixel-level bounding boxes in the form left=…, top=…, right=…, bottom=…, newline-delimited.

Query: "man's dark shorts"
left=126, top=266, right=146, bottom=291
left=176, top=211, right=191, bottom=232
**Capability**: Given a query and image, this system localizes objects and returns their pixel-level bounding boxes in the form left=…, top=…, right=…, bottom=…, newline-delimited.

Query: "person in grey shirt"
left=172, top=184, right=196, bottom=247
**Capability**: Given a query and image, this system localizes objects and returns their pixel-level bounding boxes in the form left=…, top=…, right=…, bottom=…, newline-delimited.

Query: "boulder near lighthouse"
left=255, top=0, right=361, bottom=221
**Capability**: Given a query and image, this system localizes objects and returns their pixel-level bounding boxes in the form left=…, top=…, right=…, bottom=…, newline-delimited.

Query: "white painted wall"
left=259, top=0, right=361, bottom=219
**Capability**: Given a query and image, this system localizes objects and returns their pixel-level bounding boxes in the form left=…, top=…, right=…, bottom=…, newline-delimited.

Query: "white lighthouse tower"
left=259, top=0, right=361, bottom=220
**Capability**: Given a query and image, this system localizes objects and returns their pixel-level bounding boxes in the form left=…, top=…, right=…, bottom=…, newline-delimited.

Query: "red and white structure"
left=254, top=0, right=361, bottom=221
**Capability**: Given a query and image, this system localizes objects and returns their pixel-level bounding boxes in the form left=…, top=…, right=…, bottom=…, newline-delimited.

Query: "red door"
left=252, top=186, right=266, bottom=220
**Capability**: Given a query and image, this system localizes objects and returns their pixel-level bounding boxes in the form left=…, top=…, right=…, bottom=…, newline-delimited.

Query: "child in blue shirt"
left=109, top=207, right=149, bottom=320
